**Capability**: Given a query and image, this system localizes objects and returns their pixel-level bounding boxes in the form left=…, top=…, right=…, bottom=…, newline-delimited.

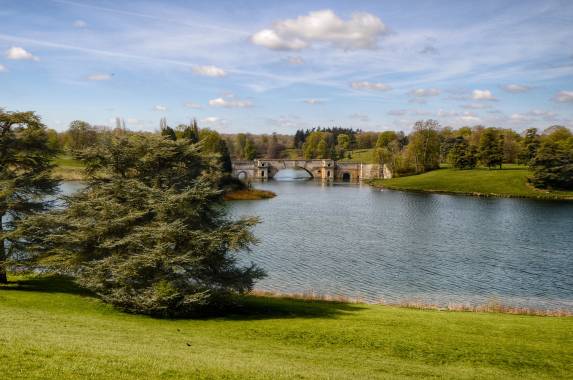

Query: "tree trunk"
left=0, top=214, right=6, bottom=284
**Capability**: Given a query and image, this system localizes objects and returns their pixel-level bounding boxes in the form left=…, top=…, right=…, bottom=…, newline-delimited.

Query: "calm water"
left=229, top=180, right=573, bottom=310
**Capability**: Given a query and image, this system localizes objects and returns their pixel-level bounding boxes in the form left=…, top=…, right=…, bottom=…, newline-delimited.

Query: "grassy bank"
left=371, top=166, right=573, bottom=200
left=224, top=188, right=276, bottom=201
left=52, top=154, right=86, bottom=181
left=1, top=276, right=572, bottom=379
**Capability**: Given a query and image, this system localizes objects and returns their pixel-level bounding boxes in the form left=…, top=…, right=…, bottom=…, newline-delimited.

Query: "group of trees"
left=0, top=109, right=263, bottom=316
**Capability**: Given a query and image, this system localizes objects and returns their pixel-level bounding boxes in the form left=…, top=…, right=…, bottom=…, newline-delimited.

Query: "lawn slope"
left=1, top=276, right=572, bottom=379
left=371, top=167, right=573, bottom=200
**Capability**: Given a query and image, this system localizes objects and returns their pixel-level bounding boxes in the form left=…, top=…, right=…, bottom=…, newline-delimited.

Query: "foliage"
left=478, top=128, right=504, bottom=169
left=448, top=137, right=477, bottom=169
left=0, top=109, right=59, bottom=283
left=16, top=135, right=264, bottom=316
left=67, top=120, right=99, bottom=151
left=518, top=128, right=540, bottom=165
left=407, top=120, right=441, bottom=173
left=529, top=141, right=573, bottom=190
left=180, top=119, right=200, bottom=143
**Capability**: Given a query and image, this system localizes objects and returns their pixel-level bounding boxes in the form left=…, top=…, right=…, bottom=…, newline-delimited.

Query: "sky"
left=0, top=0, right=572, bottom=133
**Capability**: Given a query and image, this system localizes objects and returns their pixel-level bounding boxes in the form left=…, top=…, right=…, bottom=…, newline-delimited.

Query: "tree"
left=529, top=141, right=573, bottom=190
left=518, top=128, right=539, bottom=165
left=0, top=109, right=59, bottom=283
left=448, top=137, right=477, bottom=169
left=181, top=119, right=200, bottom=143
left=17, top=135, right=264, bottom=316
left=67, top=120, right=98, bottom=151
left=316, top=138, right=328, bottom=159
left=266, top=133, right=284, bottom=159
left=302, top=131, right=323, bottom=159
left=478, top=128, right=504, bottom=169
left=376, top=131, right=397, bottom=149
left=244, top=139, right=257, bottom=160
left=408, top=120, right=441, bottom=173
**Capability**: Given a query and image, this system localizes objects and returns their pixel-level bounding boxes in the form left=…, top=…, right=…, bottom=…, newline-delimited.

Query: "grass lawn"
left=52, top=154, right=86, bottom=181
left=1, top=276, right=572, bottom=379
left=223, top=188, right=276, bottom=201
left=371, top=166, right=573, bottom=200
left=339, top=149, right=377, bottom=164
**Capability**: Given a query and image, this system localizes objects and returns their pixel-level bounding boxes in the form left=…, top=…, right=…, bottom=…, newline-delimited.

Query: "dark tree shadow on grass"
left=1, top=275, right=365, bottom=320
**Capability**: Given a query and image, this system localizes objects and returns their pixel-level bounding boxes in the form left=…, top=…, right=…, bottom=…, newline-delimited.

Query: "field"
left=371, top=166, right=573, bottom=200
left=51, top=154, right=86, bottom=181
left=1, top=276, right=572, bottom=379
left=223, top=188, right=276, bottom=201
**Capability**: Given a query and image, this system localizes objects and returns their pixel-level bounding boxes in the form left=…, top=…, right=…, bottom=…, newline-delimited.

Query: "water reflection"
left=273, top=168, right=312, bottom=181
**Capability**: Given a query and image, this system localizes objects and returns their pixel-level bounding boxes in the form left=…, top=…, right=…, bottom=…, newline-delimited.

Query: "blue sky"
left=0, top=0, right=572, bottom=133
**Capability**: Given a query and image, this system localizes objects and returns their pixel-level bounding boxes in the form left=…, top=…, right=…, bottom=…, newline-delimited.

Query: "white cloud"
left=73, top=20, right=88, bottom=28
left=554, top=90, right=573, bottom=103
left=502, top=84, right=530, bottom=93
left=460, top=112, right=480, bottom=122
left=192, top=65, right=227, bottom=77
left=349, top=113, right=369, bottom=122
left=154, top=105, right=167, bottom=111
left=208, top=95, right=252, bottom=108
left=287, top=56, right=304, bottom=65
left=304, top=99, right=323, bottom=105
left=251, top=9, right=387, bottom=50
left=5, top=46, right=39, bottom=61
left=388, top=109, right=407, bottom=116
left=86, top=73, right=112, bottom=81
left=184, top=101, right=202, bottom=109
left=472, top=89, right=496, bottom=100
left=0, top=64, right=6, bottom=72
left=351, top=81, right=391, bottom=91
left=202, top=116, right=229, bottom=128
left=410, top=88, right=440, bottom=97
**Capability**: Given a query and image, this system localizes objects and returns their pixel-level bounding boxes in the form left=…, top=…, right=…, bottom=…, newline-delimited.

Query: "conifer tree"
left=478, top=128, right=504, bottom=169
left=0, top=109, right=59, bottom=283
left=17, top=135, right=264, bottom=315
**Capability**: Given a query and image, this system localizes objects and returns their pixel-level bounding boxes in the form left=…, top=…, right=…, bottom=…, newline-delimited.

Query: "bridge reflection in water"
left=232, top=159, right=391, bottom=182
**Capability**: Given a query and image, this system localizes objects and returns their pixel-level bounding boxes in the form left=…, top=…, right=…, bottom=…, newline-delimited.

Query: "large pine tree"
left=0, top=109, right=59, bottom=283
left=17, top=134, right=264, bottom=316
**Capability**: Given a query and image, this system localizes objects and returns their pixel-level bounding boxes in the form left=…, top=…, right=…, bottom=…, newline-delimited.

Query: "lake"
left=230, top=178, right=573, bottom=311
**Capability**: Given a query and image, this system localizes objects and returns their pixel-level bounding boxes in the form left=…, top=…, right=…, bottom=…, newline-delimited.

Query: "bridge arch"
left=274, top=167, right=313, bottom=180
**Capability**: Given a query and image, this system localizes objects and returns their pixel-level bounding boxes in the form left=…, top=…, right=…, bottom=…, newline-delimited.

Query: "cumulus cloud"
left=192, top=65, right=227, bottom=77
left=251, top=9, right=387, bottom=50
left=0, top=64, right=6, bottom=72
left=184, top=101, right=202, bottom=109
left=419, top=45, right=438, bottom=55
left=502, top=84, right=530, bottom=93
left=472, top=89, right=496, bottom=100
left=349, top=113, right=370, bottom=122
left=287, top=56, right=304, bottom=65
left=410, top=88, right=440, bottom=97
left=86, top=73, right=112, bottom=81
left=554, top=90, right=573, bottom=103
left=208, top=97, right=252, bottom=108
left=304, top=99, right=323, bottom=105
left=202, top=116, right=229, bottom=128
left=73, top=20, right=88, bottom=28
left=5, top=46, right=39, bottom=61
left=153, top=105, right=167, bottom=112
left=351, top=81, right=391, bottom=91
left=461, top=103, right=491, bottom=110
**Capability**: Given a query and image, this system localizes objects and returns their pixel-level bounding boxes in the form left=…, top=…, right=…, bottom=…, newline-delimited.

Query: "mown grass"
left=339, top=148, right=377, bottom=164
left=1, top=276, right=572, bottom=379
left=371, top=166, right=573, bottom=200
left=223, top=189, right=276, bottom=201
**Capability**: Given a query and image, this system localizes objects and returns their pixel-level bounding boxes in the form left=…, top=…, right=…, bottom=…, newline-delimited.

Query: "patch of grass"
left=371, top=166, right=573, bottom=200
left=52, top=154, right=87, bottom=181
left=224, top=188, right=276, bottom=201
left=339, top=149, right=377, bottom=164
left=1, top=275, right=572, bottom=379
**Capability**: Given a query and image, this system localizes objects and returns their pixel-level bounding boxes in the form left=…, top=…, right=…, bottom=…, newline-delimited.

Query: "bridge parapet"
left=232, top=159, right=390, bottom=182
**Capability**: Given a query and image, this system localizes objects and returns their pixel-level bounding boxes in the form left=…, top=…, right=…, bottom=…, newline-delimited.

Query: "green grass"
left=339, top=149, right=378, bottom=164
left=371, top=166, right=573, bottom=200
left=52, top=154, right=86, bottom=181
left=1, top=276, right=572, bottom=379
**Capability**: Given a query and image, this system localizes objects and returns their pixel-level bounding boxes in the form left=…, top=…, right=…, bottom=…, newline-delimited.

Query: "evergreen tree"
left=518, top=128, right=539, bottom=165
left=17, top=135, right=264, bottom=316
left=478, top=128, right=504, bottom=169
left=529, top=141, right=573, bottom=190
left=448, top=137, right=477, bottom=169
left=181, top=119, right=200, bottom=143
left=0, top=109, right=59, bottom=283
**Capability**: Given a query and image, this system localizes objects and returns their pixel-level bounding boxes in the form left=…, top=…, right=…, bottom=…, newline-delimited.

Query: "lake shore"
left=1, top=275, right=572, bottom=379
left=369, top=167, right=573, bottom=201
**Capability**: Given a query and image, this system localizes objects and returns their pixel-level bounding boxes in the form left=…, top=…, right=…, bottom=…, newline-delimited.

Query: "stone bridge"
left=232, top=159, right=391, bottom=182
